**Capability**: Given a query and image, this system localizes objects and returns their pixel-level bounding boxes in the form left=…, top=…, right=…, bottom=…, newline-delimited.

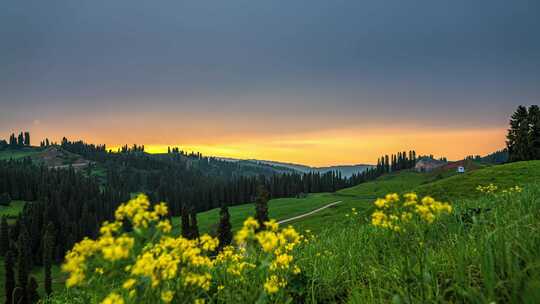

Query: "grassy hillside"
left=172, top=171, right=441, bottom=235
left=45, top=160, right=540, bottom=303
left=0, top=201, right=27, bottom=223
left=171, top=193, right=340, bottom=234
left=414, top=160, right=540, bottom=201
left=297, top=182, right=540, bottom=303
left=0, top=148, right=39, bottom=160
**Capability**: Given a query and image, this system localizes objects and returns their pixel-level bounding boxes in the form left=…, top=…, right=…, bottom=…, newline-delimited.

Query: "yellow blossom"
left=122, top=278, right=137, bottom=290
left=101, top=293, right=124, bottom=304
left=161, top=290, right=174, bottom=303
left=157, top=220, right=172, bottom=233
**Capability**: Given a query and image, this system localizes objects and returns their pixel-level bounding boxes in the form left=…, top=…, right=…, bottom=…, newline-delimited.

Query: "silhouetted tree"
left=17, top=234, right=29, bottom=304
left=507, top=105, right=530, bottom=162
left=43, top=223, right=55, bottom=296
left=4, top=250, right=15, bottom=304
left=216, top=206, right=232, bottom=251
left=189, top=211, right=199, bottom=239
left=26, top=276, right=39, bottom=304
left=23, top=132, right=30, bottom=147
left=0, top=218, right=9, bottom=256
left=528, top=105, right=540, bottom=159
left=254, top=186, right=269, bottom=230
left=9, top=134, right=17, bottom=146
left=180, top=207, right=190, bottom=239
left=17, top=133, right=24, bottom=147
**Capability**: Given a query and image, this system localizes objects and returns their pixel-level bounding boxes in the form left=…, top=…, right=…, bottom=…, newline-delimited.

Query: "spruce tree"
left=507, top=105, right=530, bottom=162
left=26, top=276, right=39, bottom=304
left=217, top=206, right=232, bottom=251
left=254, top=186, right=270, bottom=230
left=528, top=105, right=540, bottom=159
left=17, top=133, right=24, bottom=147
left=4, top=250, right=15, bottom=304
left=189, top=211, right=199, bottom=240
left=9, top=134, right=16, bottom=146
left=0, top=217, right=9, bottom=256
left=181, top=207, right=190, bottom=239
left=23, top=132, right=30, bottom=147
left=43, top=223, right=55, bottom=296
left=17, top=234, right=28, bottom=304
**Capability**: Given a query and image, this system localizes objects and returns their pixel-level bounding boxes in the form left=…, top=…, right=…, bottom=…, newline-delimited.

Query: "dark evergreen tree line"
left=1, top=132, right=31, bottom=149
left=507, top=105, right=540, bottom=162
left=349, top=150, right=418, bottom=185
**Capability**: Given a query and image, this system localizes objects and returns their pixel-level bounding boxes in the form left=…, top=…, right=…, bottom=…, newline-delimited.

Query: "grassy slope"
left=414, top=160, right=540, bottom=201
left=297, top=162, right=540, bottom=303
left=173, top=171, right=442, bottom=235
left=0, top=201, right=27, bottom=225
left=0, top=201, right=26, bottom=218
left=0, top=148, right=39, bottom=160
left=172, top=193, right=340, bottom=234
left=43, top=160, right=540, bottom=303
left=285, top=171, right=443, bottom=232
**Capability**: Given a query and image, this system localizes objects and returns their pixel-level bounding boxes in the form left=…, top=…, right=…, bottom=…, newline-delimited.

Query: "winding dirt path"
left=277, top=201, right=342, bottom=225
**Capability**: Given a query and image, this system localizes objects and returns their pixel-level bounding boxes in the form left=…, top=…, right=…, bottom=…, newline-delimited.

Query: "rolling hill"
left=219, top=158, right=373, bottom=178
left=186, top=160, right=540, bottom=234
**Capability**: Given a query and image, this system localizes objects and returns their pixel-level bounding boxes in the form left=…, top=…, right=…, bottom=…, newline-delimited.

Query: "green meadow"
left=23, top=160, right=540, bottom=303
left=0, top=149, right=39, bottom=161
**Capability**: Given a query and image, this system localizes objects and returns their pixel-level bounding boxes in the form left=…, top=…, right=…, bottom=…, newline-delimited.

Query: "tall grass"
left=47, top=183, right=540, bottom=303
left=297, top=183, right=540, bottom=303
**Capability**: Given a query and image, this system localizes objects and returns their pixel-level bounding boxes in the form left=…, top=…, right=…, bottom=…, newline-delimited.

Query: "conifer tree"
left=43, top=223, right=55, bottom=296
left=507, top=105, right=530, bottom=162
left=254, top=185, right=270, bottom=230
left=23, top=132, right=30, bottom=147
left=189, top=211, right=199, bottom=239
left=528, top=105, right=540, bottom=159
left=4, top=250, right=15, bottom=304
left=17, top=133, right=24, bottom=147
left=180, top=207, right=190, bottom=239
left=17, top=234, right=28, bottom=304
left=216, top=206, right=232, bottom=251
left=0, top=218, right=9, bottom=256
left=9, top=134, right=16, bottom=146
left=26, top=276, right=39, bottom=304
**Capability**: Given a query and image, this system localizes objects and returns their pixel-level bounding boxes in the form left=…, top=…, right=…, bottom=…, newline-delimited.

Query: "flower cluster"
left=216, top=217, right=302, bottom=295
left=371, top=193, right=452, bottom=232
left=502, top=185, right=523, bottom=194
left=476, top=184, right=523, bottom=196
left=62, top=194, right=303, bottom=304
left=476, top=183, right=498, bottom=194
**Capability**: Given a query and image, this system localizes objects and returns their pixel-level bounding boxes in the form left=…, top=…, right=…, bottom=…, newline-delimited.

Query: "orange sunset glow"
left=19, top=124, right=507, bottom=166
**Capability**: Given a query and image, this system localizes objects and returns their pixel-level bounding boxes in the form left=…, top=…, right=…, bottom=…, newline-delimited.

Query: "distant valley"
left=219, top=157, right=373, bottom=178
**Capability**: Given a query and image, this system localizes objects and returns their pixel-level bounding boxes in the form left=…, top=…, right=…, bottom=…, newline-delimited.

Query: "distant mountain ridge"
left=218, top=158, right=373, bottom=178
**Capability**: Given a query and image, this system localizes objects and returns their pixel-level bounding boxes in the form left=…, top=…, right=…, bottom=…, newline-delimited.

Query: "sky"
left=1, top=0, right=539, bottom=166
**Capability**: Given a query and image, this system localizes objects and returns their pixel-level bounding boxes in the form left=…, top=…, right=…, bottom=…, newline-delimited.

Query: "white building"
left=457, top=166, right=465, bottom=173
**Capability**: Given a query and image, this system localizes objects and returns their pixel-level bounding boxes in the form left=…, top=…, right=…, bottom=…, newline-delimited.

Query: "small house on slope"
left=414, top=157, right=446, bottom=172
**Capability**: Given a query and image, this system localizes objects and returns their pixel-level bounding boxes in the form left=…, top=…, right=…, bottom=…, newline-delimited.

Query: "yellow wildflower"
left=161, top=290, right=175, bottom=303
left=257, top=231, right=279, bottom=252
left=101, top=293, right=124, bottom=304
left=243, top=217, right=260, bottom=230
left=264, top=219, right=279, bottom=232
left=157, top=220, right=172, bottom=233
left=122, top=278, right=137, bottom=290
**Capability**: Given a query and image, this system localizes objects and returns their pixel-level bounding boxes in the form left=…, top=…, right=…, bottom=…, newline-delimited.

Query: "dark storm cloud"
left=1, top=0, right=539, bottom=129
